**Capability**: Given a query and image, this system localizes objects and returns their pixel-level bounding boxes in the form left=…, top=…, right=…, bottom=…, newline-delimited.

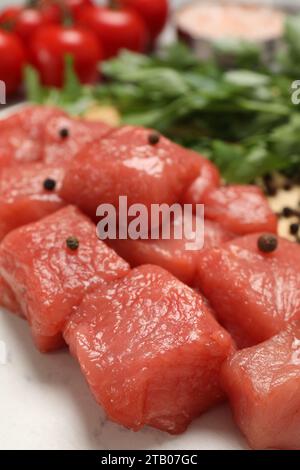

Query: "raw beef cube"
left=0, top=105, right=66, bottom=134
left=42, top=115, right=112, bottom=165
left=64, top=265, right=234, bottom=434
left=222, top=323, right=300, bottom=449
left=0, top=163, right=66, bottom=241
left=60, top=126, right=201, bottom=218
left=202, top=185, right=277, bottom=235
left=181, top=154, right=221, bottom=204
left=196, top=234, right=300, bottom=348
left=109, top=216, right=234, bottom=285
left=0, top=276, right=19, bottom=314
left=0, top=206, right=130, bottom=352
left=0, top=105, right=66, bottom=172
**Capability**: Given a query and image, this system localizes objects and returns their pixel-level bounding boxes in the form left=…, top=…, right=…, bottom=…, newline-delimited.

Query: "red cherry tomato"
left=0, top=31, right=26, bottom=96
left=30, top=25, right=102, bottom=87
left=119, top=0, right=168, bottom=42
left=14, top=8, right=60, bottom=45
left=77, top=6, right=147, bottom=59
left=39, top=2, right=62, bottom=23
left=0, top=7, right=22, bottom=29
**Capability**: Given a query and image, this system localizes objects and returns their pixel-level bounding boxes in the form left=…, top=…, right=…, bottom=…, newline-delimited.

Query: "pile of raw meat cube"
left=1, top=105, right=300, bottom=450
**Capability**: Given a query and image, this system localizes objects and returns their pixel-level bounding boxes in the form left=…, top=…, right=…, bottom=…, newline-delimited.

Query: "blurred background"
left=2, top=1, right=300, bottom=7
left=2, top=0, right=300, bottom=195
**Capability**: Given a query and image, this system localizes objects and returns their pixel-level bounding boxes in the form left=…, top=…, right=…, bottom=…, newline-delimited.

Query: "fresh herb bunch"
left=25, top=16, right=300, bottom=184
left=25, top=56, right=95, bottom=116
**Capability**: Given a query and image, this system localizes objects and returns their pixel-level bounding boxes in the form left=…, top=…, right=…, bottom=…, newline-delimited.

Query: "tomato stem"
left=62, top=13, right=74, bottom=27
left=0, top=21, right=14, bottom=32
left=54, top=0, right=74, bottom=27
left=26, top=0, right=39, bottom=8
left=109, top=0, right=120, bottom=10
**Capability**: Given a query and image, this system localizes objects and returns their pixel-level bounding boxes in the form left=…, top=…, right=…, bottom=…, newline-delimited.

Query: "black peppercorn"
left=257, top=234, right=278, bottom=253
left=66, top=236, right=79, bottom=251
left=282, top=207, right=294, bottom=218
left=263, top=174, right=276, bottom=196
left=283, top=182, right=292, bottom=191
left=290, top=223, right=299, bottom=236
left=282, top=207, right=300, bottom=218
left=59, top=128, right=69, bottom=139
left=148, top=132, right=160, bottom=145
left=43, top=178, right=56, bottom=191
left=266, top=187, right=277, bottom=197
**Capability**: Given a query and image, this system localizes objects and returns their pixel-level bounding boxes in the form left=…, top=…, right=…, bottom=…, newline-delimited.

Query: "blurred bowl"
left=174, top=0, right=299, bottom=64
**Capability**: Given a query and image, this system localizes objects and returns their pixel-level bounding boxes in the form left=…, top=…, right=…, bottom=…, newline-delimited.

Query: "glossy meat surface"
left=196, top=234, right=300, bottom=348
left=0, top=163, right=66, bottom=241
left=202, top=185, right=277, bottom=235
left=109, top=217, right=234, bottom=285
left=64, top=265, right=234, bottom=434
left=0, top=206, right=130, bottom=352
left=42, top=115, right=112, bottom=165
left=181, top=154, right=221, bottom=204
left=222, top=323, right=300, bottom=449
left=0, top=105, right=66, bottom=172
left=61, top=126, right=201, bottom=218
left=0, top=275, right=19, bottom=314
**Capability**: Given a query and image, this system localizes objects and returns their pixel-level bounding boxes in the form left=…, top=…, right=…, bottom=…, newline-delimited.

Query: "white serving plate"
left=0, top=104, right=247, bottom=450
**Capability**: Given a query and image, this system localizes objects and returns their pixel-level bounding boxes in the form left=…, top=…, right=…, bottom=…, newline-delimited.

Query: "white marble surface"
left=0, top=308, right=248, bottom=450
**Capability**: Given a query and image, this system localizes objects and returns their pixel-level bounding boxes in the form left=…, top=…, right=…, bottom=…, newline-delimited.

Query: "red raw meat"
left=0, top=105, right=66, bottom=172
left=0, top=163, right=66, bottom=241
left=64, top=265, right=234, bottom=434
left=196, top=234, right=300, bottom=348
left=202, top=185, right=277, bottom=235
left=42, top=115, right=112, bottom=165
left=181, top=154, right=221, bottom=204
left=0, top=206, right=130, bottom=352
left=60, top=126, right=201, bottom=218
left=0, top=276, right=19, bottom=314
left=109, top=216, right=234, bottom=285
left=222, top=323, right=300, bottom=449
